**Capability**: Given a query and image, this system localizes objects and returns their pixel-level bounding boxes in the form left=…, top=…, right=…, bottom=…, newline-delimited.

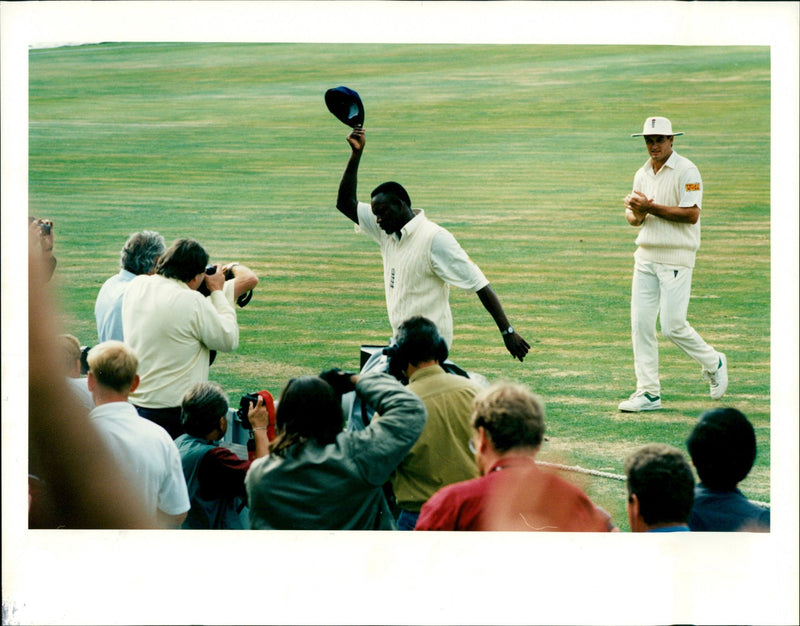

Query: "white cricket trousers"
left=630, top=258, right=719, bottom=395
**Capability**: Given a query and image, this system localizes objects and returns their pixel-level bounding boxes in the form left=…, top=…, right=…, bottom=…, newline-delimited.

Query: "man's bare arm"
left=336, top=127, right=365, bottom=224
left=476, top=285, right=530, bottom=362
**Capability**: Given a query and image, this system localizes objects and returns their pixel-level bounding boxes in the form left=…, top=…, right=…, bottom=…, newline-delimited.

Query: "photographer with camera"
left=175, top=381, right=271, bottom=530
left=122, top=238, right=243, bottom=439
left=245, top=369, right=427, bottom=530
left=383, top=316, right=484, bottom=530
left=199, top=261, right=258, bottom=366
left=58, top=333, right=95, bottom=412
left=29, top=216, right=56, bottom=281
left=199, top=261, right=259, bottom=309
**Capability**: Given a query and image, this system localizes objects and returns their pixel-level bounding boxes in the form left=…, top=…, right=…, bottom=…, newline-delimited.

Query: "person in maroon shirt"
left=175, top=381, right=271, bottom=529
left=415, top=382, right=614, bottom=532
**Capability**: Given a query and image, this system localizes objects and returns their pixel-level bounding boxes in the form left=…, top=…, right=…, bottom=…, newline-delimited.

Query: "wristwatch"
left=501, top=326, right=514, bottom=336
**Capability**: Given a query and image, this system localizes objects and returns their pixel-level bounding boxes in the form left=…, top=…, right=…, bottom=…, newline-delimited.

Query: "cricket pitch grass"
left=28, top=42, right=772, bottom=531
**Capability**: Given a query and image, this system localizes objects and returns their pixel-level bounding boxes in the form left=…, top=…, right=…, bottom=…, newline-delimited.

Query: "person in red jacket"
left=415, top=382, right=613, bottom=532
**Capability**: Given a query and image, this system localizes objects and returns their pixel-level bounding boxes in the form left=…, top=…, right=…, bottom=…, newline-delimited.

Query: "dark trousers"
left=134, top=405, right=183, bottom=440
left=396, top=508, right=420, bottom=531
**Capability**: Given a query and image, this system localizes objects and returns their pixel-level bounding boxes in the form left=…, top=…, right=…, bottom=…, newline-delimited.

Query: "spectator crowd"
left=29, top=217, right=769, bottom=533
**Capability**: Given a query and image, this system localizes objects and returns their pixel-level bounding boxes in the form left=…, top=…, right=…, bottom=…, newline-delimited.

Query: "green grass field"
left=28, top=42, right=771, bottom=531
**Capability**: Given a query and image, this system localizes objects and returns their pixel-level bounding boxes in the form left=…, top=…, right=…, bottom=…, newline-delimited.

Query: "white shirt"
left=356, top=203, right=488, bottom=346
left=122, top=274, right=238, bottom=408
left=89, top=401, right=189, bottom=517
left=67, top=376, right=95, bottom=412
left=95, top=269, right=136, bottom=343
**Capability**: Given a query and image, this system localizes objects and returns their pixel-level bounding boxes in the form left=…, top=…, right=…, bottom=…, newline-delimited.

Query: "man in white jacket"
left=122, top=238, right=241, bottom=437
left=619, top=116, right=728, bottom=412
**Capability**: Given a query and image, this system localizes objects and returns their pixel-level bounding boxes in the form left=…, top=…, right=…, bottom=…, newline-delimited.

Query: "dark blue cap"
left=325, top=86, right=364, bottom=128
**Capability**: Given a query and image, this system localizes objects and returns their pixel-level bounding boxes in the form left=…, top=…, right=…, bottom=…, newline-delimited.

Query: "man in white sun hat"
left=619, top=116, right=728, bottom=412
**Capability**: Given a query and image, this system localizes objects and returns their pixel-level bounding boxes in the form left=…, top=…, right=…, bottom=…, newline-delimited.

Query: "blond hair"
left=87, top=341, right=138, bottom=392
left=58, top=334, right=82, bottom=374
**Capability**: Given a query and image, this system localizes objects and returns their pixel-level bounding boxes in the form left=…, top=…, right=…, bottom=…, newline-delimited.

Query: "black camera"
left=236, top=391, right=276, bottom=440
left=237, top=393, right=260, bottom=430
left=198, top=266, right=224, bottom=297
left=80, top=346, right=91, bottom=376
left=198, top=265, right=253, bottom=308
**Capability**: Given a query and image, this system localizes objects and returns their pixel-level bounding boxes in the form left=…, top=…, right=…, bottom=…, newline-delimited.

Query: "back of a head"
left=471, top=382, right=545, bottom=454
left=626, top=443, right=695, bottom=526
left=121, top=230, right=166, bottom=275
left=371, top=181, right=411, bottom=209
left=181, top=381, right=229, bottom=438
left=58, top=334, right=82, bottom=375
left=155, top=238, right=208, bottom=282
left=686, top=407, right=756, bottom=490
left=87, top=341, right=138, bottom=393
left=394, top=316, right=448, bottom=368
left=272, top=376, right=342, bottom=453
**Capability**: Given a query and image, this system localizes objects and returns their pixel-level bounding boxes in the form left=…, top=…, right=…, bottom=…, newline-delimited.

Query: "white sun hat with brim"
left=631, top=116, right=684, bottom=137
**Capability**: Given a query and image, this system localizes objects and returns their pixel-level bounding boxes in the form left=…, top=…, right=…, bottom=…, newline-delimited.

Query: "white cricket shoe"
left=618, top=391, right=661, bottom=412
left=704, top=352, right=729, bottom=400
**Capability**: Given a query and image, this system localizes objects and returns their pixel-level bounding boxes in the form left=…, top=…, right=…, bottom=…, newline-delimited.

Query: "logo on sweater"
left=685, top=183, right=700, bottom=191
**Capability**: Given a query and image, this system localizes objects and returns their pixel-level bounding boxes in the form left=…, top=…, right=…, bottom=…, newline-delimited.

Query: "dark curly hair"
left=393, top=316, right=448, bottom=368
left=686, top=407, right=756, bottom=491
left=625, top=443, right=695, bottom=526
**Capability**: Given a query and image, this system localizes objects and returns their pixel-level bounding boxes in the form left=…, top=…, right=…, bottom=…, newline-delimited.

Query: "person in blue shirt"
left=625, top=443, right=694, bottom=532
left=686, top=407, right=769, bottom=532
left=95, top=230, right=165, bottom=343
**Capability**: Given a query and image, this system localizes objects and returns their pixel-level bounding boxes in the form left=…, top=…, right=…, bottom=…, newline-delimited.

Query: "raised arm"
left=351, top=372, right=427, bottom=486
left=196, top=280, right=239, bottom=352
left=222, top=262, right=259, bottom=300
left=336, top=126, right=366, bottom=224
left=476, top=284, right=530, bottom=362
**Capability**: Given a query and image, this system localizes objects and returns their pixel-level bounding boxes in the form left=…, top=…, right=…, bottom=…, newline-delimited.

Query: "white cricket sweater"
left=356, top=204, right=488, bottom=347
left=632, top=150, right=703, bottom=269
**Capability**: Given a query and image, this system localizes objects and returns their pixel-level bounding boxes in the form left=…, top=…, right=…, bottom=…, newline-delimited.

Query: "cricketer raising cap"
left=631, top=116, right=684, bottom=137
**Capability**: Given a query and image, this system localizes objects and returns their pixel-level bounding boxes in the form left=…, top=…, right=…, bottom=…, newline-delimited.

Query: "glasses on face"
left=644, top=135, right=670, bottom=145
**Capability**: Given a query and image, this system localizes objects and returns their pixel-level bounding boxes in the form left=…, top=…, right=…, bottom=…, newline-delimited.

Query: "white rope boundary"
left=536, top=460, right=771, bottom=509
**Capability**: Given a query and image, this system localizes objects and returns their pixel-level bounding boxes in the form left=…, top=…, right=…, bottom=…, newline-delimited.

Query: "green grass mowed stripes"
left=29, top=43, right=770, bottom=530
